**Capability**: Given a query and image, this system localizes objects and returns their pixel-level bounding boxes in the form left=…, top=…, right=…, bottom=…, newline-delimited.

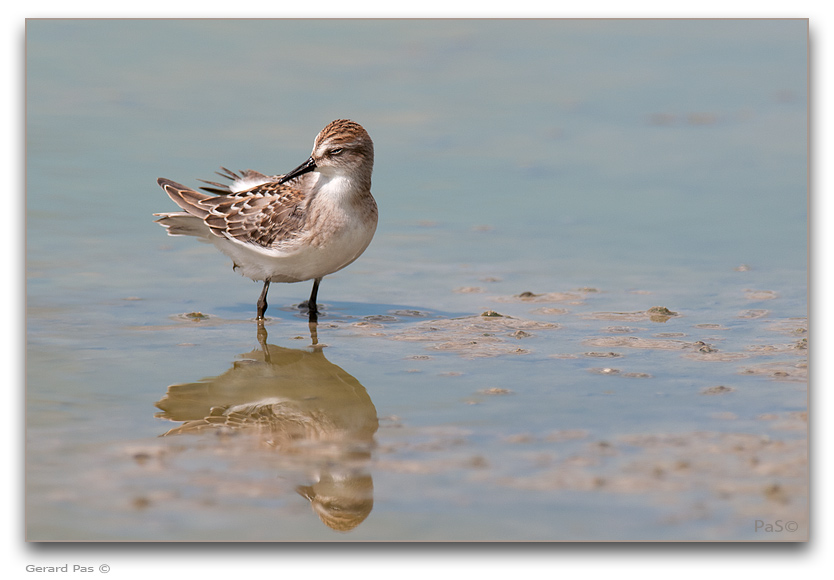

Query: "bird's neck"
left=312, top=171, right=372, bottom=203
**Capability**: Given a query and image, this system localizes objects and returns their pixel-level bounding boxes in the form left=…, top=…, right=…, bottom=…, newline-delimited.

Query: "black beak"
left=279, top=156, right=317, bottom=184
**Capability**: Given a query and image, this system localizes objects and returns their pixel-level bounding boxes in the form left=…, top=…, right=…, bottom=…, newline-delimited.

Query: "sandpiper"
left=155, top=119, right=377, bottom=322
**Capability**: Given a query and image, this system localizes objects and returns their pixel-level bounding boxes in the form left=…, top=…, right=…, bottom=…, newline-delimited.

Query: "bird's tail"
left=154, top=212, right=213, bottom=240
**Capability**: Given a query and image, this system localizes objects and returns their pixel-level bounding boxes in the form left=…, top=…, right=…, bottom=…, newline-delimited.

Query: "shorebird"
left=155, top=120, right=377, bottom=322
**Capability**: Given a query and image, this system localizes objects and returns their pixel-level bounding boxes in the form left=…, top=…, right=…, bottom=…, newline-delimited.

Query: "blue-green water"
left=26, top=19, right=807, bottom=541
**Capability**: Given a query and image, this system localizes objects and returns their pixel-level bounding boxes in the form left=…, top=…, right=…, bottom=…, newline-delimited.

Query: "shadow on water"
left=153, top=322, right=378, bottom=533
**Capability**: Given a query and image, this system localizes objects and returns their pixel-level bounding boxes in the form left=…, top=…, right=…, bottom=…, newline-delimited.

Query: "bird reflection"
left=154, top=321, right=378, bottom=532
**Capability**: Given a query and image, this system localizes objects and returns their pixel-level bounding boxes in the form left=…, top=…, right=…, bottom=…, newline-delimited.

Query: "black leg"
left=306, top=278, right=322, bottom=315
left=301, top=278, right=322, bottom=324
left=256, top=280, right=270, bottom=319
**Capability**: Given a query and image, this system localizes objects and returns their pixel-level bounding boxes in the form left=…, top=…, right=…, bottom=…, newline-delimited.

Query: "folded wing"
left=156, top=178, right=307, bottom=249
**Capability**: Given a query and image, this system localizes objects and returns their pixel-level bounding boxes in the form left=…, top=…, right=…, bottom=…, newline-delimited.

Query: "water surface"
left=26, top=19, right=807, bottom=541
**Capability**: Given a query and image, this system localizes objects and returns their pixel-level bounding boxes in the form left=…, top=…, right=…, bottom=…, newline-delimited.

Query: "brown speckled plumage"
left=158, top=179, right=309, bottom=248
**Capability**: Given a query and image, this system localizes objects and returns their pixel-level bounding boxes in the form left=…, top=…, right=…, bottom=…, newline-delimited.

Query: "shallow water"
left=26, top=19, right=807, bottom=541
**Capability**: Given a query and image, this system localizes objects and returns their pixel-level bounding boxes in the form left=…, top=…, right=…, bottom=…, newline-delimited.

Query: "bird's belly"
left=214, top=219, right=376, bottom=283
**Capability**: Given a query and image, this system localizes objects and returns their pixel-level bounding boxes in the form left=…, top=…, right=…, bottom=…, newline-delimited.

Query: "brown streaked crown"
left=314, top=119, right=373, bottom=151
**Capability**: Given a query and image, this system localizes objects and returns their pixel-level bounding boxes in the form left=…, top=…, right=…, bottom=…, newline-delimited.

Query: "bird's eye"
left=330, top=148, right=343, bottom=156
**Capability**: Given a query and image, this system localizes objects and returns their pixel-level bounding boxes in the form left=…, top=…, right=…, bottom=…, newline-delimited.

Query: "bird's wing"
left=157, top=178, right=307, bottom=248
